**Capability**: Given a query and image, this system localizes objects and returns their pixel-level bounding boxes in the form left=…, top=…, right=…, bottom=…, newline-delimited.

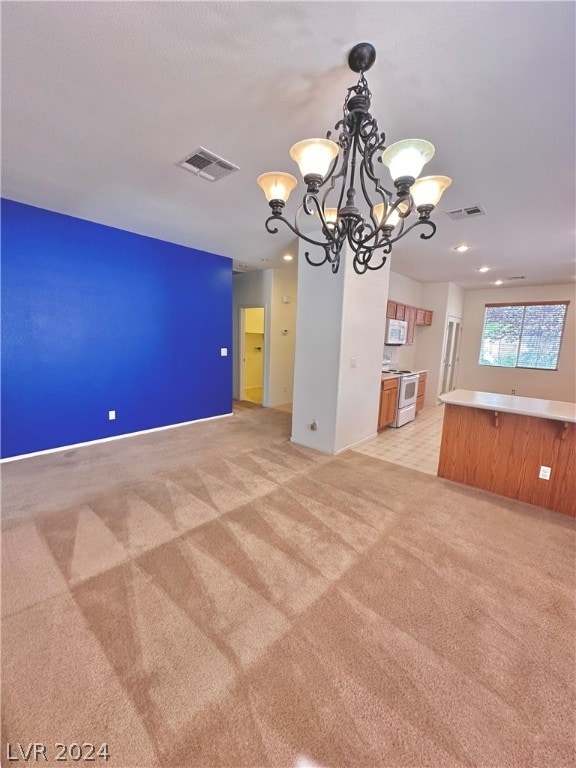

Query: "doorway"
left=239, top=306, right=265, bottom=404
left=440, top=316, right=462, bottom=395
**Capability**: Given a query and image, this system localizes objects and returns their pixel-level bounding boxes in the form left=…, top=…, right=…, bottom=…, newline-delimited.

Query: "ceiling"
left=2, top=1, right=575, bottom=290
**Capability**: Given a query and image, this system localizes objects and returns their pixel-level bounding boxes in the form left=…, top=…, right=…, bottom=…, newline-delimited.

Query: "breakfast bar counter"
left=437, top=389, right=576, bottom=516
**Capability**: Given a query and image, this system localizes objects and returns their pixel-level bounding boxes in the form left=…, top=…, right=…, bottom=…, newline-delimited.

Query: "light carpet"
left=2, top=403, right=575, bottom=767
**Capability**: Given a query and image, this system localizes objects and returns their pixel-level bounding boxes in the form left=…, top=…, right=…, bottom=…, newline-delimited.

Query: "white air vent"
left=177, top=147, right=239, bottom=182
left=446, top=205, right=486, bottom=220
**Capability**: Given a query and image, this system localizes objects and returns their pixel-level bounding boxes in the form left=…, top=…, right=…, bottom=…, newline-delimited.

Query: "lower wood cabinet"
left=378, top=378, right=399, bottom=430
left=416, top=372, right=427, bottom=414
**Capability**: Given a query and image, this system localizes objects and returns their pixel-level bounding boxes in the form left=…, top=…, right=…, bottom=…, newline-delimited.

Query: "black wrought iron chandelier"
left=257, top=43, right=452, bottom=275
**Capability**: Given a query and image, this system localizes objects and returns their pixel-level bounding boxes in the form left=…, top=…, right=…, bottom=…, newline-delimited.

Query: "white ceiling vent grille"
left=446, top=205, right=486, bottom=221
left=178, top=147, right=239, bottom=182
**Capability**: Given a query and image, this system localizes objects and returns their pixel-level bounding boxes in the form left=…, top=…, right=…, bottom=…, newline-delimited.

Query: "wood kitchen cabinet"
left=387, top=300, right=433, bottom=332
left=415, top=308, right=434, bottom=326
left=378, top=377, right=399, bottom=430
left=405, top=305, right=416, bottom=345
left=416, top=372, right=427, bottom=414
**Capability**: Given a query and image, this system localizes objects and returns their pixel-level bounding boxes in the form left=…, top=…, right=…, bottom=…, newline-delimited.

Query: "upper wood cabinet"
left=386, top=300, right=433, bottom=336
left=405, top=305, right=416, bottom=345
left=415, top=308, right=434, bottom=326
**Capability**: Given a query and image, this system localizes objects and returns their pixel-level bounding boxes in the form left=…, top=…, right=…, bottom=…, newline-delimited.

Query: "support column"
left=291, top=238, right=390, bottom=454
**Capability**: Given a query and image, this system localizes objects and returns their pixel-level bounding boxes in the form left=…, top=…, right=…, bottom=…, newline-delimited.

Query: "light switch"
left=108, top=410, right=116, bottom=421
left=220, top=348, right=228, bottom=357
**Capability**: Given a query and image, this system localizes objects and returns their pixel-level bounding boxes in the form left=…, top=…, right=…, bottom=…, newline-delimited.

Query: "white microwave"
left=385, top=318, right=408, bottom=345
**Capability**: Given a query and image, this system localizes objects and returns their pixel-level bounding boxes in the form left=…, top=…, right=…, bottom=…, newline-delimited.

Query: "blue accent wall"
left=1, top=199, right=232, bottom=458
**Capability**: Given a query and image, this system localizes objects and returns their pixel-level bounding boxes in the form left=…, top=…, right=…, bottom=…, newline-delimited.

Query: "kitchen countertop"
left=439, top=389, right=576, bottom=423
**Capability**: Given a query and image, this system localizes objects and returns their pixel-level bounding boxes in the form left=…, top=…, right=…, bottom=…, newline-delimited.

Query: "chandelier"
left=257, top=43, right=452, bottom=275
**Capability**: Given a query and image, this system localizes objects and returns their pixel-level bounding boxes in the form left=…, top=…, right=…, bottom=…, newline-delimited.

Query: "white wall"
left=268, top=260, right=298, bottom=406
left=292, top=239, right=389, bottom=454
left=458, top=283, right=576, bottom=402
left=414, top=283, right=450, bottom=405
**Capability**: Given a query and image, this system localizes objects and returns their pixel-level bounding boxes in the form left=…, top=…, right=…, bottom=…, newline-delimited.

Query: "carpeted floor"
left=2, top=403, right=575, bottom=768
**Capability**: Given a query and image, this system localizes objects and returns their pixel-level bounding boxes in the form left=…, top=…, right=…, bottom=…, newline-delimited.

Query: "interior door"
left=441, top=317, right=461, bottom=395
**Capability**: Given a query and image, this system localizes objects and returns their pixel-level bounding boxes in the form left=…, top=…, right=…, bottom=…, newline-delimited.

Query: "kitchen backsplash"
left=384, top=343, right=417, bottom=371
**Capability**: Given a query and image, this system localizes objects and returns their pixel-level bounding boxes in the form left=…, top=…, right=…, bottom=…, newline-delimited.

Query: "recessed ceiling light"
left=494, top=280, right=504, bottom=286
left=453, top=244, right=471, bottom=253
left=283, top=254, right=294, bottom=261
left=477, top=266, right=490, bottom=273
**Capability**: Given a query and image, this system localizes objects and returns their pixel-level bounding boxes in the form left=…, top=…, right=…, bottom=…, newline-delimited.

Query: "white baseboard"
left=0, top=412, right=234, bottom=463
left=335, top=432, right=379, bottom=454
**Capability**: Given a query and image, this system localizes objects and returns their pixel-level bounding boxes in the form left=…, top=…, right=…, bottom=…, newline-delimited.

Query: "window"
left=479, top=302, right=569, bottom=370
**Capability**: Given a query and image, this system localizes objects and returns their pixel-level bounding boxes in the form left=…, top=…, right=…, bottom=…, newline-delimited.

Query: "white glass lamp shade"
left=323, top=207, right=338, bottom=224
left=289, top=139, right=339, bottom=179
left=373, top=201, right=407, bottom=227
left=410, top=175, right=452, bottom=208
left=257, top=172, right=298, bottom=203
left=381, top=139, right=435, bottom=181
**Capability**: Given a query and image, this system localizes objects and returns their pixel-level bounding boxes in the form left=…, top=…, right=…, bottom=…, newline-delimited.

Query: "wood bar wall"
left=437, top=404, right=576, bottom=516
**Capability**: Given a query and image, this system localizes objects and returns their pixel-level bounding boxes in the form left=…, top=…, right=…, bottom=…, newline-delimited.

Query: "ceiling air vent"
left=446, top=205, right=486, bottom=221
left=177, top=147, right=239, bottom=182
left=507, top=275, right=526, bottom=281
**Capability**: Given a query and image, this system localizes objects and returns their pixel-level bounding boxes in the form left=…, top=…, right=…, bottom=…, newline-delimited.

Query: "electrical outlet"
left=220, top=347, right=228, bottom=357
left=108, top=410, right=116, bottom=421
left=511, top=389, right=516, bottom=395
left=310, top=419, right=318, bottom=431
left=539, top=465, right=551, bottom=480
left=350, top=357, right=357, bottom=368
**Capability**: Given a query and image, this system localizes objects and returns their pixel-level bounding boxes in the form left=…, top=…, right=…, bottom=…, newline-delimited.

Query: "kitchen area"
left=377, top=299, right=434, bottom=432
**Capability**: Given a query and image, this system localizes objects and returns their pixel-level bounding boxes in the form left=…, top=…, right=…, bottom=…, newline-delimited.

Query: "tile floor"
left=354, top=404, right=445, bottom=475
left=267, top=401, right=445, bottom=476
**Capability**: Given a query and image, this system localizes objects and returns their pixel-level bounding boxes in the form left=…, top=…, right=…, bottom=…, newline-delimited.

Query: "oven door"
left=395, top=403, right=416, bottom=427
left=398, top=375, right=419, bottom=408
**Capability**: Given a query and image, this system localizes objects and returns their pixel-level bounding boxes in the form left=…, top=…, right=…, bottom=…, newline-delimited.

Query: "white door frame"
left=441, top=315, right=462, bottom=395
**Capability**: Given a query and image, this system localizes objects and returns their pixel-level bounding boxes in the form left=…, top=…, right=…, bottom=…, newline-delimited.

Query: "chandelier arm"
left=304, top=246, right=335, bottom=270
left=358, top=156, right=387, bottom=232
left=388, top=218, right=437, bottom=245
left=321, top=139, right=351, bottom=213
left=264, top=214, right=336, bottom=250
left=352, top=242, right=392, bottom=275
left=301, top=194, right=343, bottom=247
